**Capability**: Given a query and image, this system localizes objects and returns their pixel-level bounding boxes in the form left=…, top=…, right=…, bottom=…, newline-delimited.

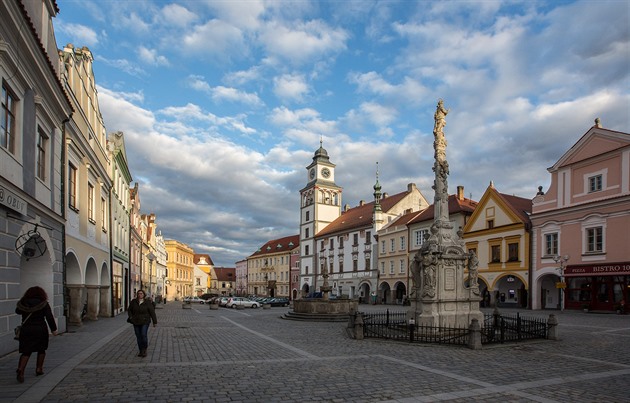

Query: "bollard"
left=354, top=312, right=364, bottom=340
left=468, top=318, right=482, bottom=350
left=547, top=314, right=559, bottom=340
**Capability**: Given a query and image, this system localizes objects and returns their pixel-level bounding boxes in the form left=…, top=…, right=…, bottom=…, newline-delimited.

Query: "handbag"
left=14, top=313, right=33, bottom=340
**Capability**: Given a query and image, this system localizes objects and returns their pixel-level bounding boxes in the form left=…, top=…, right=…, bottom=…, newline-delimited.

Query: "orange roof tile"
left=249, top=235, right=300, bottom=258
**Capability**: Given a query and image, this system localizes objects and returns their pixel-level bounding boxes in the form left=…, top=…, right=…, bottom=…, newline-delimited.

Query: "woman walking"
left=15, top=286, right=58, bottom=383
left=127, top=290, right=157, bottom=357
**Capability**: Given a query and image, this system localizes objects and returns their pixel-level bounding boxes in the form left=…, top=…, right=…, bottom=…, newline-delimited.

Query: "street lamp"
left=553, top=254, right=570, bottom=311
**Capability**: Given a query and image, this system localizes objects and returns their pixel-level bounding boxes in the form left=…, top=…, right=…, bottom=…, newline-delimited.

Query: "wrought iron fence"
left=359, top=310, right=548, bottom=346
left=481, top=312, right=548, bottom=344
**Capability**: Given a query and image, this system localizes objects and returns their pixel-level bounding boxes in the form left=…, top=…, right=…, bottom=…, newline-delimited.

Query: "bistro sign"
left=565, top=262, right=630, bottom=276
left=0, top=184, right=27, bottom=215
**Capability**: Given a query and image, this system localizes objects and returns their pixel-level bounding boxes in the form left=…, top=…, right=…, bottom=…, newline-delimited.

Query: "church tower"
left=299, top=141, right=342, bottom=297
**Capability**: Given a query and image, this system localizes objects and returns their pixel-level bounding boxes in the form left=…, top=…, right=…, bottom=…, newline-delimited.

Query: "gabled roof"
left=497, top=192, right=532, bottom=224
left=317, top=188, right=412, bottom=237
left=551, top=124, right=630, bottom=171
left=463, top=184, right=531, bottom=233
left=408, top=194, right=477, bottom=225
left=249, top=235, right=300, bottom=258
left=213, top=267, right=235, bottom=282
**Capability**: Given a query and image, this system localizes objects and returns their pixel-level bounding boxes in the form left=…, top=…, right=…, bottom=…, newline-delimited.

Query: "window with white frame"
left=588, top=174, right=602, bottom=193
left=399, top=259, right=405, bottom=273
left=88, top=183, right=95, bottom=222
left=545, top=233, right=558, bottom=256
left=381, top=240, right=386, bottom=253
left=586, top=227, right=603, bottom=253
left=389, top=261, right=394, bottom=274
left=101, top=197, right=107, bottom=231
left=400, top=236, right=406, bottom=250
left=390, top=238, right=395, bottom=252
left=414, top=229, right=430, bottom=246
left=380, top=262, right=385, bottom=274
left=68, top=163, right=78, bottom=210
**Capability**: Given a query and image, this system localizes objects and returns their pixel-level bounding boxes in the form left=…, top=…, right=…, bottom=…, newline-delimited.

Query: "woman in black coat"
left=15, top=286, right=58, bottom=383
left=127, top=289, right=157, bottom=357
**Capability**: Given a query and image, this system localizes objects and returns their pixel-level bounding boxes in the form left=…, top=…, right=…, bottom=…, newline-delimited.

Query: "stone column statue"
left=433, top=99, right=449, bottom=134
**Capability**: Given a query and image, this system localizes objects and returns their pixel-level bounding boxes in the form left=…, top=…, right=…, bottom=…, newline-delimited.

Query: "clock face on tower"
left=309, top=168, right=315, bottom=179
left=321, top=168, right=331, bottom=178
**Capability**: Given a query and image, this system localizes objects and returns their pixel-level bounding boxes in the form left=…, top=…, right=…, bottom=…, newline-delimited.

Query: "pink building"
left=531, top=121, right=630, bottom=312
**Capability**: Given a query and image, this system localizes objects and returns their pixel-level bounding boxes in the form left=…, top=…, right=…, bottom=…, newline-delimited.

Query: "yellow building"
left=165, top=240, right=194, bottom=301
left=462, top=183, right=532, bottom=308
left=248, top=235, right=299, bottom=298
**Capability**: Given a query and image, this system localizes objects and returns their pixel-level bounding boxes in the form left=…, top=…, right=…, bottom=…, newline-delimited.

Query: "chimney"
left=457, top=186, right=464, bottom=200
left=407, top=183, right=417, bottom=192
left=382, top=192, right=389, bottom=198
left=344, top=204, right=350, bottom=212
left=359, top=200, right=365, bottom=206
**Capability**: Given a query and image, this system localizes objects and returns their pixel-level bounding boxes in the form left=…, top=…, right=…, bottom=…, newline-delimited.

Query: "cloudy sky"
left=54, top=0, right=629, bottom=267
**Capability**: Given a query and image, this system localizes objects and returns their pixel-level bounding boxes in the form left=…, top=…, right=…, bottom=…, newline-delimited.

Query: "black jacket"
left=127, top=298, right=157, bottom=326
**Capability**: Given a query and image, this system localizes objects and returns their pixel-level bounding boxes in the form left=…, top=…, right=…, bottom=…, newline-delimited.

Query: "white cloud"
left=56, top=22, right=99, bottom=47
left=273, top=74, right=309, bottom=102
left=160, top=4, right=198, bottom=27
left=259, top=20, right=349, bottom=65
left=211, top=86, right=263, bottom=106
left=182, top=19, right=246, bottom=60
left=138, top=46, right=169, bottom=66
left=95, top=56, right=145, bottom=77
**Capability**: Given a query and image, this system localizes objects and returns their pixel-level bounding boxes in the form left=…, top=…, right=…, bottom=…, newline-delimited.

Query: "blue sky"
left=53, top=0, right=629, bottom=267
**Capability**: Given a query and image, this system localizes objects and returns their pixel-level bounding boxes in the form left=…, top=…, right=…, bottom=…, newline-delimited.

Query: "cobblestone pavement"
left=1, top=302, right=629, bottom=402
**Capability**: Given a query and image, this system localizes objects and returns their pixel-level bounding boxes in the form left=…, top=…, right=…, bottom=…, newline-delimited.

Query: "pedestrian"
left=127, top=289, right=157, bottom=357
left=15, top=286, right=58, bottom=383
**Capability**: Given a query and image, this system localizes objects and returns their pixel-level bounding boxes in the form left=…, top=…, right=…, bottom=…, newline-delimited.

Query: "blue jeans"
left=133, top=324, right=149, bottom=350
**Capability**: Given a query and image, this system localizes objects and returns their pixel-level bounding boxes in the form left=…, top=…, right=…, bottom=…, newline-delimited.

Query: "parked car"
left=226, top=297, right=261, bottom=309
left=183, top=296, right=205, bottom=304
left=217, top=297, right=230, bottom=307
left=200, top=293, right=218, bottom=302
left=267, top=298, right=290, bottom=307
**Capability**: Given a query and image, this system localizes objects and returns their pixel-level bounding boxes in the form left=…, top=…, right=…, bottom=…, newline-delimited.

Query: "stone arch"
left=535, top=272, right=562, bottom=310
left=18, top=227, right=55, bottom=311
left=358, top=281, right=371, bottom=304
left=393, top=281, right=407, bottom=304
left=301, top=282, right=310, bottom=298
left=99, top=261, right=112, bottom=317
left=84, top=257, right=99, bottom=321
left=64, top=250, right=83, bottom=325
left=379, top=281, right=391, bottom=304
left=492, top=273, right=528, bottom=308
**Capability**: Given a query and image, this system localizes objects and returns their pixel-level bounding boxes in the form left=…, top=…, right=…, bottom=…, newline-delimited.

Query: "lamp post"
left=553, top=254, right=570, bottom=311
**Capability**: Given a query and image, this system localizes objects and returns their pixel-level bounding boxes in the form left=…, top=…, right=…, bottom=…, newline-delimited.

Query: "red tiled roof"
left=317, top=189, right=412, bottom=237
left=249, top=235, right=300, bottom=258
left=408, top=194, right=478, bottom=225
left=497, top=192, right=532, bottom=224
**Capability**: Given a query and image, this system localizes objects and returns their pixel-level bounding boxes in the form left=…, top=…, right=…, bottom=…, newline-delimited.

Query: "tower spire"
left=373, top=162, right=382, bottom=212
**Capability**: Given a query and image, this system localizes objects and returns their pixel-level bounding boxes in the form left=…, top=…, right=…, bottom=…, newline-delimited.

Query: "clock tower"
left=299, top=141, right=342, bottom=297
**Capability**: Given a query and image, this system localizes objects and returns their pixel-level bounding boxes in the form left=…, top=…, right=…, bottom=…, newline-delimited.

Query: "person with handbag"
left=15, top=286, right=57, bottom=383
left=127, top=289, right=157, bottom=357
